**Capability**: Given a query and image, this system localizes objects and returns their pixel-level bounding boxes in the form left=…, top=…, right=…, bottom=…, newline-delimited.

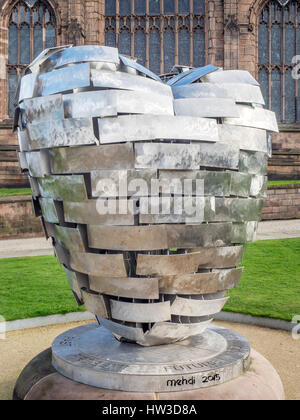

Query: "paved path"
left=0, top=320, right=298, bottom=400
left=256, top=219, right=300, bottom=241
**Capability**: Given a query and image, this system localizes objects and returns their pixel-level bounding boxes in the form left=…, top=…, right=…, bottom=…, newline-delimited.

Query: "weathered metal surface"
left=41, top=45, right=119, bottom=71
left=17, top=128, right=30, bottom=152
left=119, top=55, right=161, bottom=81
left=70, top=252, right=127, bottom=278
left=98, top=115, right=219, bottom=144
left=63, top=200, right=135, bottom=225
left=110, top=300, right=171, bottom=323
left=36, top=63, right=91, bottom=96
left=211, top=198, right=264, bottom=222
left=19, top=73, right=37, bottom=102
left=174, top=98, right=239, bottom=118
left=224, top=105, right=279, bottom=132
left=81, top=289, right=108, bottom=318
left=91, top=169, right=157, bottom=198
left=135, top=143, right=239, bottom=170
left=172, top=83, right=265, bottom=105
left=63, top=91, right=117, bottom=119
left=28, top=177, right=40, bottom=197
left=87, top=223, right=233, bottom=251
left=64, top=267, right=89, bottom=303
left=54, top=225, right=86, bottom=252
left=39, top=198, right=59, bottom=223
left=171, top=297, right=229, bottom=317
left=97, top=317, right=145, bottom=342
left=26, top=150, right=51, bottom=177
left=52, top=324, right=251, bottom=391
left=28, top=45, right=72, bottom=73
left=89, top=276, right=159, bottom=300
left=49, top=143, right=134, bottom=174
left=158, top=268, right=243, bottom=295
left=38, top=175, right=88, bottom=202
left=239, top=151, right=268, bottom=176
left=27, top=118, right=97, bottom=150
left=136, top=246, right=244, bottom=276
left=231, top=222, right=258, bottom=244
left=168, top=65, right=220, bottom=86
left=230, top=172, right=252, bottom=197
left=22, top=94, right=64, bottom=124
left=92, top=69, right=172, bottom=97
left=218, top=125, right=268, bottom=153
left=250, top=175, right=268, bottom=197
left=17, top=152, right=28, bottom=171
left=201, top=70, right=260, bottom=86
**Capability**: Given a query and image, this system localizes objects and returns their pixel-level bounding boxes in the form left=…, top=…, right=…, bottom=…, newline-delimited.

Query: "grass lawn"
left=0, top=188, right=31, bottom=197
left=268, top=180, right=300, bottom=186
left=0, top=255, right=85, bottom=321
left=0, top=239, right=299, bottom=322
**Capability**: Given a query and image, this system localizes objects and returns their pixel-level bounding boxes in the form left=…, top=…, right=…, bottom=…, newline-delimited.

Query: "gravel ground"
left=0, top=320, right=299, bottom=400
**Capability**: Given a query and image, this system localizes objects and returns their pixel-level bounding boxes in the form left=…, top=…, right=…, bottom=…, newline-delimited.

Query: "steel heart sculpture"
left=16, top=45, right=278, bottom=346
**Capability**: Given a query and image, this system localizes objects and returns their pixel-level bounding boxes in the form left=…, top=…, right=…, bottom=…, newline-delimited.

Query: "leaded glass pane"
left=164, top=0, right=175, bottom=14
left=149, top=28, right=161, bottom=74
left=20, top=24, right=30, bottom=64
left=285, top=24, right=295, bottom=64
left=271, top=24, right=281, bottom=65
left=271, top=69, right=282, bottom=121
left=258, top=68, right=269, bottom=109
left=20, top=5, right=25, bottom=22
left=164, top=27, right=175, bottom=72
left=8, top=69, right=18, bottom=117
left=194, top=0, right=205, bottom=15
left=8, top=24, right=18, bottom=65
left=45, top=24, right=55, bottom=49
left=120, top=0, right=131, bottom=15
left=193, top=27, right=205, bottom=67
left=178, top=28, right=190, bottom=66
left=135, top=0, right=146, bottom=15
left=285, top=68, right=296, bottom=122
left=106, top=29, right=117, bottom=48
left=34, top=24, right=43, bottom=58
left=149, top=0, right=160, bottom=15
left=258, top=23, right=268, bottom=65
left=179, top=0, right=190, bottom=14
left=119, top=29, right=131, bottom=56
left=105, top=0, right=116, bottom=15
left=134, top=29, right=146, bottom=66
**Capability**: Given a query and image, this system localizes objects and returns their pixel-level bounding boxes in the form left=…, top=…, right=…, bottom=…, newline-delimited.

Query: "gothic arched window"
left=105, top=0, right=206, bottom=75
left=258, top=0, right=300, bottom=124
left=8, top=0, right=57, bottom=116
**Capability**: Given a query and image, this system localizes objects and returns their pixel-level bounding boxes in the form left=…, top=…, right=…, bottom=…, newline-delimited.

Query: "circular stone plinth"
left=52, top=323, right=250, bottom=393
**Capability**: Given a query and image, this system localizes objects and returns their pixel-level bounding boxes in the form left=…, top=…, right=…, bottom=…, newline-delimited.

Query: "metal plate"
left=170, top=297, right=229, bottom=317
left=110, top=300, right=171, bottom=323
left=218, top=125, right=268, bottom=153
left=119, top=55, right=161, bottom=81
left=63, top=200, right=135, bottom=225
left=63, top=90, right=117, bottom=119
left=39, top=198, right=59, bottom=223
left=97, top=317, right=145, bottom=342
left=37, top=63, right=91, bottom=96
left=27, top=45, right=72, bottom=73
left=64, top=267, right=89, bottom=302
left=135, top=143, right=239, bottom=170
left=49, top=143, right=134, bottom=174
left=41, top=45, right=119, bottom=71
left=87, top=223, right=233, bottom=251
left=174, top=98, right=239, bottom=118
left=38, top=175, right=88, bottom=202
left=52, top=323, right=250, bottom=391
left=224, top=105, right=279, bottom=132
left=158, top=268, right=243, bottom=295
left=29, top=177, right=40, bottom=197
left=17, top=152, right=28, bottom=171
left=26, top=150, right=51, bottom=177
left=89, top=276, right=159, bottom=300
left=239, top=150, right=268, bottom=175
left=22, top=94, right=64, bottom=124
left=98, top=115, right=219, bottom=144
left=231, top=222, right=258, bottom=244
left=169, top=65, right=220, bottom=86
left=230, top=172, right=252, bottom=197
left=250, top=175, right=268, bottom=197
left=92, top=69, right=172, bottom=97
left=211, top=198, right=264, bottom=222
left=91, top=169, right=157, bottom=198
left=54, top=225, right=86, bottom=252
left=27, top=118, right=97, bottom=150
left=136, top=246, right=244, bottom=276
left=70, top=252, right=127, bottom=278
left=172, top=83, right=265, bottom=105
left=200, top=70, right=260, bottom=86
left=17, top=128, right=30, bottom=152
left=81, top=289, right=108, bottom=317
left=18, top=73, right=37, bottom=102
